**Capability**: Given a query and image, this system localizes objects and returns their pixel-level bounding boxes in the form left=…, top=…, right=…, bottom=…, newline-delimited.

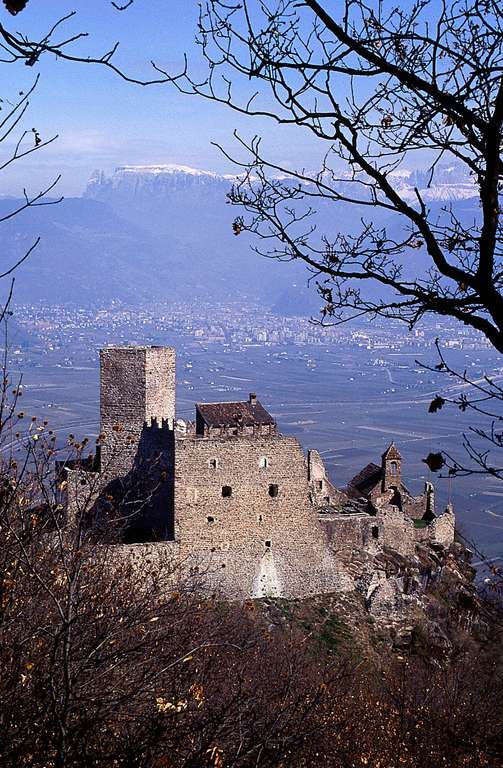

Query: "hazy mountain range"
left=1, top=162, right=479, bottom=311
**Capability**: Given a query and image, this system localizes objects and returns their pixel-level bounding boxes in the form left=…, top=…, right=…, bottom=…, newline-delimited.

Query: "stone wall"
left=377, top=504, right=417, bottom=556
left=174, top=434, right=348, bottom=598
left=319, top=513, right=382, bottom=555
left=430, top=506, right=455, bottom=547
left=403, top=494, right=428, bottom=520
left=62, top=467, right=102, bottom=527
left=307, top=450, right=347, bottom=508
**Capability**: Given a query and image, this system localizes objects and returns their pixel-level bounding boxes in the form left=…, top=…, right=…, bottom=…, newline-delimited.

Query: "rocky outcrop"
left=332, top=540, right=484, bottom=654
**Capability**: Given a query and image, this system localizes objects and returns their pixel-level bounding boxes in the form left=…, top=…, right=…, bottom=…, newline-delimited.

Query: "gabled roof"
left=347, top=462, right=382, bottom=496
left=196, top=399, right=275, bottom=428
left=382, top=442, right=401, bottom=461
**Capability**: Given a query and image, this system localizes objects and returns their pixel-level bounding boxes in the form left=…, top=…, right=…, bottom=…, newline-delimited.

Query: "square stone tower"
left=99, top=346, right=176, bottom=473
left=100, top=345, right=176, bottom=433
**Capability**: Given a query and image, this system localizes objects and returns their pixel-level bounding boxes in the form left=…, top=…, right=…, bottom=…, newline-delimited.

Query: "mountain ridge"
left=86, top=161, right=478, bottom=204
left=0, top=161, right=481, bottom=309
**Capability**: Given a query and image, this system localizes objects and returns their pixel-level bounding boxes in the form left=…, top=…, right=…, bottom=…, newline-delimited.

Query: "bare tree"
left=160, top=0, right=502, bottom=352
left=0, top=76, right=62, bottom=318
left=152, top=0, right=503, bottom=491
left=0, top=411, right=354, bottom=767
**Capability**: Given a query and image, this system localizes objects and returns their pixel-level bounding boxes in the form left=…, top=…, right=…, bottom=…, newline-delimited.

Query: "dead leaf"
left=3, top=0, right=29, bottom=15
left=428, top=396, right=446, bottom=413
left=422, top=452, right=444, bottom=472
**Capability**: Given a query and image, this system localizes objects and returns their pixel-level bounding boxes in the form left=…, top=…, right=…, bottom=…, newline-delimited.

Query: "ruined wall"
left=320, top=513, right=382, bottom=555
left=174, top=434, right=349, bottom=598
left=403, top=494, right=428, bottom=520
left=377, top=504, right=417, bottom=556
left=307, top=450, right=347, bottom=508
left=430, top=506, right=455, bottom=547
left=62, top=468, right=102, bottom=527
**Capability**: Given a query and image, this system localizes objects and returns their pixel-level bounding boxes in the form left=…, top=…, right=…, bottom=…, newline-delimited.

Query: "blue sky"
left=0, top=0, right=442, bottom=197
left=0, top=0, right=321, bottom=196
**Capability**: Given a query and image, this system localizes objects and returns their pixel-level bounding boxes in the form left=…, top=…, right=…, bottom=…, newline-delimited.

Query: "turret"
left=381, top=442, right=401, bottom=492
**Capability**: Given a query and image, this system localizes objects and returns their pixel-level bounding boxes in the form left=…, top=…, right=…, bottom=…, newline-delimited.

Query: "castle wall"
left=174, top=434, right=348, bottom=598
left=319, top=514, right=382, bottom=555
left=64, top=426, right=175, bottom=541
left=430, top=507, right=455, bottom=547
left=403, top=494, right=428, bottom=520
left=376, top=505, right=416, bottom=556
left=307, top=450, right=347, bottom=507
left=61, top=468, right=102, bottom=527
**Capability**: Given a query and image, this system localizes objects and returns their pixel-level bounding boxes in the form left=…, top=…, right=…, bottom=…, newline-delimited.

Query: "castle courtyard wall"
left=376, top=505, right=417, bottom=556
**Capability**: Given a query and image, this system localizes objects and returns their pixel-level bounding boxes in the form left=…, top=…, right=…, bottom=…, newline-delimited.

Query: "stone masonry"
left=61, top=345, right=456, bottom=599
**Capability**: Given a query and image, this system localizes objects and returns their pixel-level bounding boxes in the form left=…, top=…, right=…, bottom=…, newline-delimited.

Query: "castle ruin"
left=62, top=345, right=455, bottom=599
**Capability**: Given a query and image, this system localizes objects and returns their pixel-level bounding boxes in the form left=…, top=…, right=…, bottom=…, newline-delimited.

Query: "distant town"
left=10, top=299, right=495, bottom=369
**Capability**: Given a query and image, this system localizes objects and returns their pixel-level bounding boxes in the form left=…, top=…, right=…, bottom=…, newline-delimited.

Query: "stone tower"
left=99, top=346, right=176, bottom=471
left=381, top=442, right=401, bottom=492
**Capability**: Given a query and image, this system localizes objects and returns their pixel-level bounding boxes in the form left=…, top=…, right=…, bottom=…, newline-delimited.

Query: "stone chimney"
left=249, top=392, right=257, bottom=406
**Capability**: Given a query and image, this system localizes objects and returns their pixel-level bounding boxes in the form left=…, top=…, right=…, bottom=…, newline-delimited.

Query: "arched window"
left=390, top=461, right=398, bottom=473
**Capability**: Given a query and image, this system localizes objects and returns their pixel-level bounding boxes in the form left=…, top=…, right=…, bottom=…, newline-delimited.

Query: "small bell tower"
left=381, top=442, right=401, bottom=491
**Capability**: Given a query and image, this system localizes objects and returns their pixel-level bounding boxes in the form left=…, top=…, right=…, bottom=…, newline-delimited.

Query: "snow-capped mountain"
left=86, top=164, right=234, bottom=201
left=82, top=161, right=480, bottom=303
left=86, top=161, right=478, bottom=207
left=390, top=164, right=478, bottom=202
